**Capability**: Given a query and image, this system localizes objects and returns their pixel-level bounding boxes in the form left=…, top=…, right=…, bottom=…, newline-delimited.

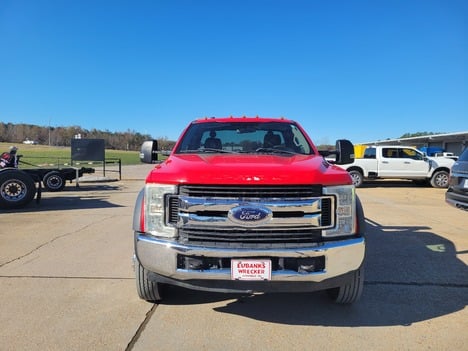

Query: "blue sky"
left=0, top=0, right=466, bottom=145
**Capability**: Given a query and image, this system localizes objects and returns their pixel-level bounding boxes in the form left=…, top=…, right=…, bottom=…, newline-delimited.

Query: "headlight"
left=144, top=183, right=177, bottom=237
left=322, top=185, right=356, bottom=237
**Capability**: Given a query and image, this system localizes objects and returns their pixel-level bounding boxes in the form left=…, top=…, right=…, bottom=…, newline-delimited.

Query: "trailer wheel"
left=43, top=171, right=66, bottom=192
left=0, top=170, right=36, bottom=209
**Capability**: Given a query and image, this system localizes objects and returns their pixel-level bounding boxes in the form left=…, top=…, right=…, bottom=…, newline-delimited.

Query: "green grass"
left=0, top=142, right=142, bottom=167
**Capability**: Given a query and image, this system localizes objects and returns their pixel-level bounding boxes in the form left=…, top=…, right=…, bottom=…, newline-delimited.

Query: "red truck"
left=133, top=116, right=366, bottom=304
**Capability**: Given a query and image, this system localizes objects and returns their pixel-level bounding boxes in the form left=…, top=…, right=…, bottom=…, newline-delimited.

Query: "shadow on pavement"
left=159, top=219, right=468, bottom=327
left=3, top=184, right=124, bottom=212
left=359, top=180, right=429, bottom=188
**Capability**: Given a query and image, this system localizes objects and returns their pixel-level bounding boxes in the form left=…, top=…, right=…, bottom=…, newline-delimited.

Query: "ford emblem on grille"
left=228, top=206, right=272, bottom=226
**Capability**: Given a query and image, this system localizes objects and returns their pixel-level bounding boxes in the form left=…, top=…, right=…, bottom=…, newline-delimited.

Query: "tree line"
left=1, top=122, right=443, bottom=152
left=0, top=122, right=176, bottom=151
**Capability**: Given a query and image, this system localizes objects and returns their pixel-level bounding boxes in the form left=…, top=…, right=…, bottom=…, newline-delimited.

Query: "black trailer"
left=23, top=166, right=95, bottom=192
left=0, top=166, right=95, bottom=209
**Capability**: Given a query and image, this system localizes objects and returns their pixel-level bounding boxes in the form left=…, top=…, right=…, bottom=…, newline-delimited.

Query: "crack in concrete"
left=0, top=215, right=117, bottom=268
left=125, top=304, right=158, bottom=351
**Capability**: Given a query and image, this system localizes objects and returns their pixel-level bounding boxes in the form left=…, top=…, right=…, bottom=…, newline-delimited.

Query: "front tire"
left=134, top=256, right=164, bottom=302
left=327, top=266, right=364, bottom=304
left=430, top=170, right=449, bottom=188
left=327, top=196, right=365, bottom=304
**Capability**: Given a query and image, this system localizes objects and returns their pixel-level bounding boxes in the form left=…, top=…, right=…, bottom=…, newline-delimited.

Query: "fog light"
left=298, top=264, right=316, bottom=273
left=187, top=257, right=203, bottom=270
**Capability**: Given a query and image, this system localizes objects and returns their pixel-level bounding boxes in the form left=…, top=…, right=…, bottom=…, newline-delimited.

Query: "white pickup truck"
left=345, top=145, right=455, bottom=188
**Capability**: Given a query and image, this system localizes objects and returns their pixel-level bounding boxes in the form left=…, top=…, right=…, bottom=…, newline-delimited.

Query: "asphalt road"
left=1, top=165, right=467, bottom=351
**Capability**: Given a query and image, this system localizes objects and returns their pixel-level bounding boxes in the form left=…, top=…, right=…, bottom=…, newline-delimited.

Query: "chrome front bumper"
left=135, top=233, right=365, bottom=285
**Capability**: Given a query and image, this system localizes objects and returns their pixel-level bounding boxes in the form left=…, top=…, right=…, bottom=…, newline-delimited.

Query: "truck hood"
left=145, top=154, right=352, bottom=186
left=427, top=156, right=456, bottom=168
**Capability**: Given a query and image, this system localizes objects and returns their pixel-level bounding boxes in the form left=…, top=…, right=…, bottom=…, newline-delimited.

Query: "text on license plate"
left=231, top=259, right=272, bottom=281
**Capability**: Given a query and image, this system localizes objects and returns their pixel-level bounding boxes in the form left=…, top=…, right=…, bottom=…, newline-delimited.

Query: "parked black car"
left=445, top=147, right=468, bottom=211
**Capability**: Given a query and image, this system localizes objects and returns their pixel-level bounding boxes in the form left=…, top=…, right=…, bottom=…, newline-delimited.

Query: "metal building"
left=361, top=131, right=468, bottom=156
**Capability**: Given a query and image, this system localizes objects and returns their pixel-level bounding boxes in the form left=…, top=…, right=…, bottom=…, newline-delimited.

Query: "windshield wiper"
left=201, top=148, right=234, bottom=153
left=255, top=147, right=298, bottom=155
left=179, top=148, right=234, bottom=154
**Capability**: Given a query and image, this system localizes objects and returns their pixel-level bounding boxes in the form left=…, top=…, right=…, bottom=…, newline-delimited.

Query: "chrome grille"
left=167, top=185, right=334, bottom=247
left=178, top=227, right=323, bottom=248
left=179, top=184, right=322, bottom=197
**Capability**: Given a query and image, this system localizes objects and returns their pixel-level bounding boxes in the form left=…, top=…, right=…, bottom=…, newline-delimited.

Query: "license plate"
left=231, top=259, right=272, bottom=281
left=464, top=179, right=468, bottom=188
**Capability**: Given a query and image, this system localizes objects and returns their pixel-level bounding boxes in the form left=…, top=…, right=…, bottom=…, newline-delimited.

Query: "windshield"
left=175, top=121, right=313, bottom=155
left=458, top=147, right=468, bottom=162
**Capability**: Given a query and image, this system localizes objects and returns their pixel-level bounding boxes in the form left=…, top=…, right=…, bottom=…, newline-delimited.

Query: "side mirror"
left=140, top=140, right=159, bottom=163
left=318, top=139, right=355, bottom=165
left=335, top=139, right=354, bottom=165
